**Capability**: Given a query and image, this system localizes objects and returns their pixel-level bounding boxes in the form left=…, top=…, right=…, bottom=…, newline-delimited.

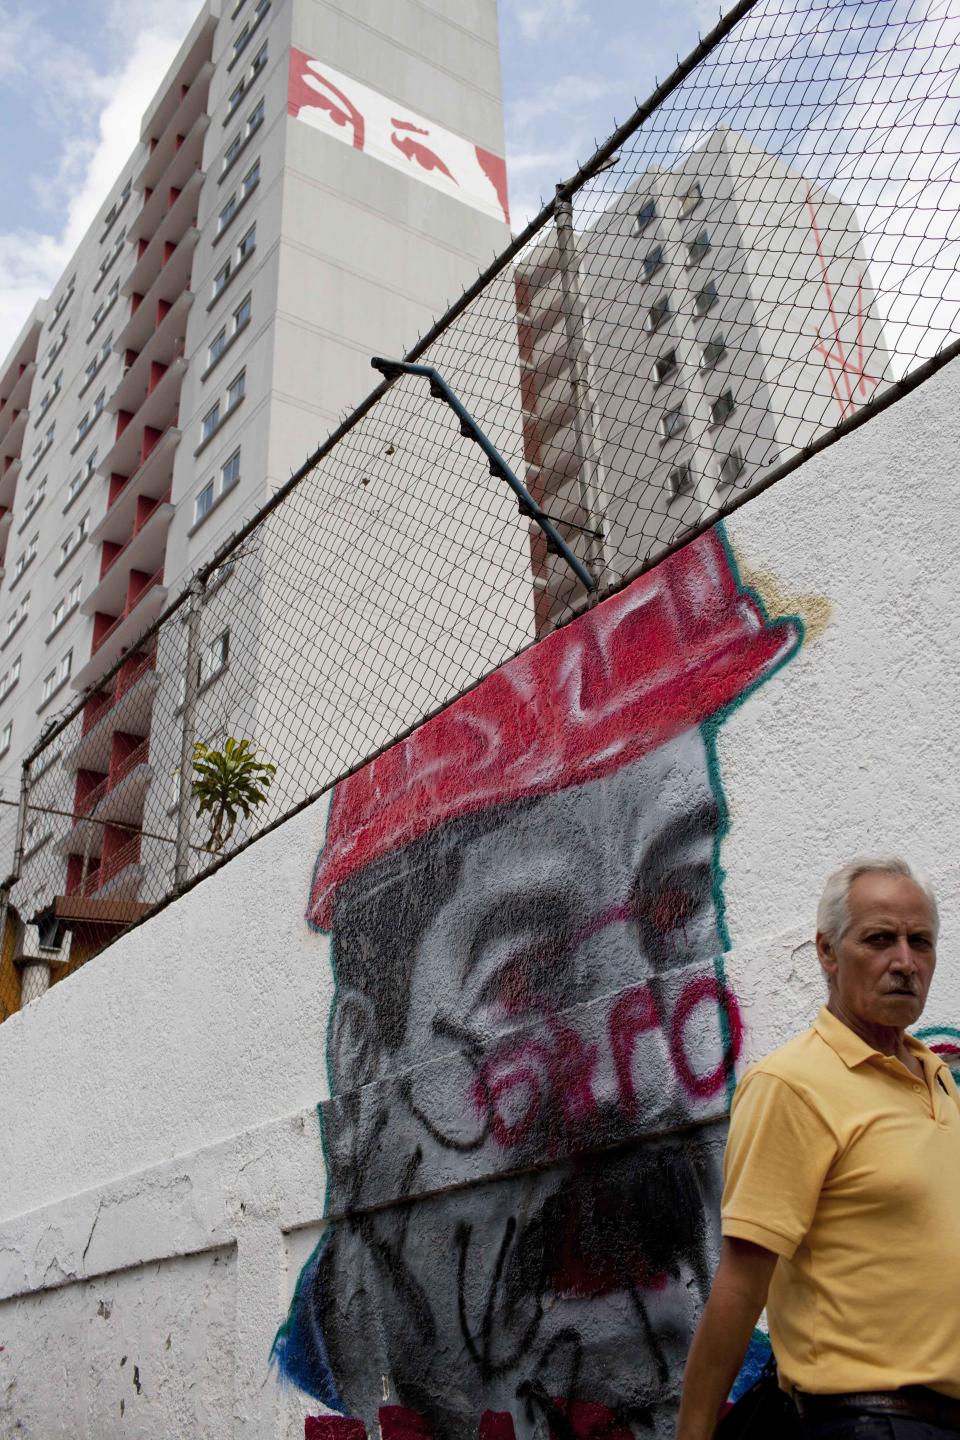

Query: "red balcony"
left=108, top=734, right=149, bottom=790
left=98, top=489, right=172, bottom=580
left=66, top=829, right=143, bottom=897
left=91, top=567, right=166, bottom=654
left=74, top=768, right=109, bottom=818
left=100, top=829, right=142, bottom=889
left=117, top=649, right=157, bottom=701
left=80, top=650, right=157, bottom=741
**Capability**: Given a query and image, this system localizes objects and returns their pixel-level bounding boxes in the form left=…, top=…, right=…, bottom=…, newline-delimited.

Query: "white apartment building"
left=516, top=128, right=890, bottom=630
left=0, top=0, right=509, bottom=936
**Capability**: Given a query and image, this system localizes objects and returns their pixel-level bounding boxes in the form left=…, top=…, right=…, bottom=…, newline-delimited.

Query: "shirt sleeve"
left=721, top=1069, right=837, bottom=1259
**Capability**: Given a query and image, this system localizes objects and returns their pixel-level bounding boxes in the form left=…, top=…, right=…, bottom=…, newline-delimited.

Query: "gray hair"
left=816, top=855, right=939, bottom=945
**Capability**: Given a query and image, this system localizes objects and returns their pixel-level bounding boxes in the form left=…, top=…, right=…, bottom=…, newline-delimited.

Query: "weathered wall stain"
left=274, top=527, right=802, bottom=1436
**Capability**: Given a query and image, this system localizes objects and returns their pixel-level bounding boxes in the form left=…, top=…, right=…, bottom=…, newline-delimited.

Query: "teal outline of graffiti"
left=701, top=525, right=805, bottom=1109
left=915, top=1024, right=960, bottom=1045
left=272, top=521, right=806, bottom=1367
left=915, top=1025, right=960, bottom=1079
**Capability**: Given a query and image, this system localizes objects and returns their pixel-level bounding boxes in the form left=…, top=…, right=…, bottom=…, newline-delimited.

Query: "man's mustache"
left=883, top=979, right=920, bottom=995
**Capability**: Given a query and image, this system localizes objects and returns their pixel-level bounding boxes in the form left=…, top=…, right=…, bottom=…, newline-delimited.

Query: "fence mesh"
left=8, top=0, right=960, bottom=991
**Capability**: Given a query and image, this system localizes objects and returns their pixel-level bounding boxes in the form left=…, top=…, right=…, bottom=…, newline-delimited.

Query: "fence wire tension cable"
left=371, top=358, right=597, bottom=595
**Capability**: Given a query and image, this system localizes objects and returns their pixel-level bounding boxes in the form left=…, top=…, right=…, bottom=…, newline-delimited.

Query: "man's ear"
left=329, top=989, right=378, bottom=1094
left=816, top=931, right=837, bottom=987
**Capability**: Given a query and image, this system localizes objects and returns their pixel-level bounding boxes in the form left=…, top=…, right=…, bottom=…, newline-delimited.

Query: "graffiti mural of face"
left=298, top=725, right=737, bottom=1437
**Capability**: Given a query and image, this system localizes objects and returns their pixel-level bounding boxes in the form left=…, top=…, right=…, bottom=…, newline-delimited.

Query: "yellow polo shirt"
left=721, top=1006, right=960, bottom=1397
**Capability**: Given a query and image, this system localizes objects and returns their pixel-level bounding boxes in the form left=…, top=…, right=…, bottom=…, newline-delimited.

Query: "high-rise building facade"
left=516, top=128, right=889, bottom=631
left=0, top=0, right=509, bottom=928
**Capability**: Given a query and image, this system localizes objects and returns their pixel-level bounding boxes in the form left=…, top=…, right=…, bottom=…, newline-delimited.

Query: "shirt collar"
left=813, top=1006, right=877, bottom=1068
left=813, top=1005, right=949, bottom=1078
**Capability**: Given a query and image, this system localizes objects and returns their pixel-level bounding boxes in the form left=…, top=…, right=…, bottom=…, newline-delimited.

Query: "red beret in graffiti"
left=308, top=531, right=800, bottom=928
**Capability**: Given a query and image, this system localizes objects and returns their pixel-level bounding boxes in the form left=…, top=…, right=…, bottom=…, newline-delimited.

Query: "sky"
left=0, top=0, right=721, bottom=359
left=0, top=0, right=957, bottom=369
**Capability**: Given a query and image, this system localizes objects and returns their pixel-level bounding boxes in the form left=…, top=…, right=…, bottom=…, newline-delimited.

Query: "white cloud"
left=0, top=0, right=202, bottom=359
left=515, top=0, right=587, bottom=43
left=507, top=74, right=623, bottom=131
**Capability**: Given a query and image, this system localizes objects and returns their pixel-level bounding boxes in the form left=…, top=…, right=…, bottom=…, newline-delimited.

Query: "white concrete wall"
left=1, top=354, right=959, bottom=1436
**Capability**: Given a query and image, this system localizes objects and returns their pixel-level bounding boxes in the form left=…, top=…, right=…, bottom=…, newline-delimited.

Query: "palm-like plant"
left=191, top=738, right=276, bottom=853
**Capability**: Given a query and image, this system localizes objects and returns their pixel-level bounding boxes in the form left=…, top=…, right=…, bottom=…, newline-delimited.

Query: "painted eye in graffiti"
left=468, top=891, right=578, bottom=1015
left=631, top=862, right=714, bottom=967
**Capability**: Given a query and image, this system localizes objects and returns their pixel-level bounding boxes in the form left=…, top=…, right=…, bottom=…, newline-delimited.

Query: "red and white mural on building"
left=288, top=49, right=510, bottom=226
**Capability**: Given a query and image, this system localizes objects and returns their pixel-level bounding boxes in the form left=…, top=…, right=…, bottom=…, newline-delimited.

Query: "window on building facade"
left=96, top=228, right=126, bottom=284
left=218, top=194, right=238, bottom=235
left=636, top=198, right=656, bottom=234
left=221, top=448, right=241, bottom=491
left=700, top=335, right=727, bottom=370
left=42, top=648, right=72, bottom=702
left=223, top=135, right=243, bottom=173
left=22, top=478, right=46, bottom=524
left=195, top=480, right=215, bottom=524
left=718, top=447, right=745, bottom=486
left=668, top=462, right=694, bottom=497
left=242, top=158, right=260, bottom=198
left=687, top=228, right=711, bottom=265
left=226, top=369, right=246, bottom=410
left=251, top=40, right=267, bottom=77
left=232, top=23, right=251, bottom=62
left=50, top=581, right=82, bottom=634
left=31, top=425, right=54, bottom=466
left=0, top=721, right=12, bottom=757
left=101, top=179, right=131, bottom=238
left=653, top=349, right=677, bottom=384
left=202, top=403, right=221, bottom=442
left=694, top=280, right=718, bottom=317
left=643, top=245, right=664, bottom=280
left=709, top=389, right=736, bottom=426
left=660, top=405, right=686, bottom=441
left=88, top=281, right=119, bottom=339
left=227, top=79, right=246, bottom=118
left=44, top=325, right=68, bottom=374
left=6, top=595, right=28, bottom=640
left=247, top=98, right=265, bottom=134
left=213, top=260, right=232, bottom=299
left=50, top=279, right=75, bottom=327
left=14, top=534, right=38, bottom=582
left=60, top=513, right=89, bottom=566
left=234, top=293, right=252, bottom=331
left=238, top=223, right=256, bottom=262
left=0, top=656, right=21, bottom=701
left=36, top=371, right=62, bottom=420
left=76, top=392, right=103, bottom=442
left=679, top=182, right=703, bottom=217
left=208, top=329, right=227, bottom=368
left=201, top=630, right=230, bottom=684
left=645, top=296, right=670, bottom=333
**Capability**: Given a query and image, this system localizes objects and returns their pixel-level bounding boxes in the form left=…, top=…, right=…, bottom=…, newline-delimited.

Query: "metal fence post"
left=0, top=759, right=33, bottom=987
left=174, top=576, right=206, bottom=888
left=553, top=191, right=613, bottom=595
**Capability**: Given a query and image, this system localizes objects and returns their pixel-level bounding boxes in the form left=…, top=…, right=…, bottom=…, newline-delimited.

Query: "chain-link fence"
left=6, top=0, right=960, bottom=994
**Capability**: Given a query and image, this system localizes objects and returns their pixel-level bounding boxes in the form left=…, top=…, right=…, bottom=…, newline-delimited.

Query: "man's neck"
left=826, top=997, right=920, bottom=1072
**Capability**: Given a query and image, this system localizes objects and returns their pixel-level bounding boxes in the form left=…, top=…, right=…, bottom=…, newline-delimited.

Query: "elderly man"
left=273, top=530, right=800, bottom=1438
left=677, top=855, right=960, bottom=1440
